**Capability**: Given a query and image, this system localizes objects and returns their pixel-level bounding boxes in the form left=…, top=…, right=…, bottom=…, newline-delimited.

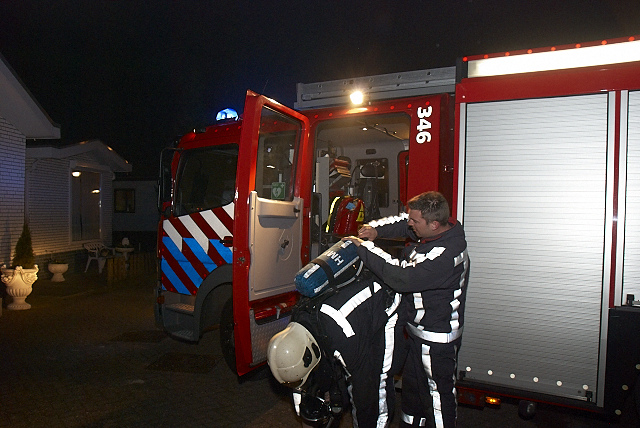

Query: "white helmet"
left=267, top=322, right=321, bottom=386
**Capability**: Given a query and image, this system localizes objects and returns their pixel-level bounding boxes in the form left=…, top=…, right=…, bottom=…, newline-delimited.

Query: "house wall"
left=112, top=180, right=158, bottom=252
left=0, top=116, right=26, bottom=265
left=26, top=157, right=70, bottom=256
left=113, top=180, right=158, bottom=232
left=25, top=153, right=116, bottom=274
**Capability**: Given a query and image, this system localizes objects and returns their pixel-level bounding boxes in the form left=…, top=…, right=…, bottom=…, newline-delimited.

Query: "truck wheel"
left=220, top=298, right=236, bottom=372
left=518, top=400, right=537, bottom=420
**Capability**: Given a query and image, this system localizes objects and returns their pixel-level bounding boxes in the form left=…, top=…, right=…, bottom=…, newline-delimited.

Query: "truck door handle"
left=281, top=240, right=290, bottom=249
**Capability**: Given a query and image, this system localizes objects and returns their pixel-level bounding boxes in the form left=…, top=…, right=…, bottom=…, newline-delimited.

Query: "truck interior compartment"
left=311, top=112, right=410, bottom=255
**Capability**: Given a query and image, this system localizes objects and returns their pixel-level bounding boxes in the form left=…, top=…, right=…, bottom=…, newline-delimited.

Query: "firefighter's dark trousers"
left=345, top=315, right=401, bottom=428
left=400, top=336, right=461, bottom=428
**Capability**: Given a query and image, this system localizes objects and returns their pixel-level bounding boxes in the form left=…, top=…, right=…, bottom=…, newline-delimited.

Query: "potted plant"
left=1, top=222, right=39, bottom=310
left=47, top=253, right=69, bottom=282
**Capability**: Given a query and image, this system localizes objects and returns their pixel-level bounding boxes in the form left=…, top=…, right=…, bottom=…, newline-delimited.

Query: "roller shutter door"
left=623, top=91, right=640, bottom=300
left=459, top=94, right=608, bottom=402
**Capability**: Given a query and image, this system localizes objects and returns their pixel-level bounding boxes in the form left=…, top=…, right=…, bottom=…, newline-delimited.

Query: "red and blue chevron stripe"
left=160, top=202, right=234, bottom=294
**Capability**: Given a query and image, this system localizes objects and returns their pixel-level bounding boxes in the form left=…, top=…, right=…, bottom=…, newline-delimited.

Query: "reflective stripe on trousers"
left=407, top=323, right=463, bottom=344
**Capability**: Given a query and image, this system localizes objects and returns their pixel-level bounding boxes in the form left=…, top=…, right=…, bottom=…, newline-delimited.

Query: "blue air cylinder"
left=295, top=240, right=363, bottom=297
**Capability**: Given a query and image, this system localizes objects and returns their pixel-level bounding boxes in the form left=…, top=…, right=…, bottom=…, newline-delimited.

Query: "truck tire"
left=220, top=298, right=236, bottom=372
left=518, top=400, right=537, bottom=420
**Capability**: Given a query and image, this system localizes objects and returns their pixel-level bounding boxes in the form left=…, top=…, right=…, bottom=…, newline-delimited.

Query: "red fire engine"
left=156, top=35, right=640, bottom=420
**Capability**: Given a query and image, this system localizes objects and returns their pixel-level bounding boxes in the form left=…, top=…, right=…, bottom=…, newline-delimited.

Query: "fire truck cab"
left=156, top=68, right=456, bottom=376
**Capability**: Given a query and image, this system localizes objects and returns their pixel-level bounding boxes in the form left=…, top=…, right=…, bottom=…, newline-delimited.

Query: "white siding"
left=459, top=94, right=608, bottom=402
left=0, top=116, right=26, bottom=265
left=26, top=158, right=71, bottom=255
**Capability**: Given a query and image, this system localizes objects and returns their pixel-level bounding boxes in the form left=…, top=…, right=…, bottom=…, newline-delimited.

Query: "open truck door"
left=232, top=91, right=310, bottom=375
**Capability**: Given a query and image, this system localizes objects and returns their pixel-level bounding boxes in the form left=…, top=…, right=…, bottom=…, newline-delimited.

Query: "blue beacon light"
left=216, top=108, right=239, bottom=121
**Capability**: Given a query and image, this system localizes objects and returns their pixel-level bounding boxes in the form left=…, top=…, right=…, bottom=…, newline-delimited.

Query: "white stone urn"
left=1, top=264, right=39, bottom=310
left=48, top=263, right=69, bottom=282
left=115, top=246, right=134, bottom=260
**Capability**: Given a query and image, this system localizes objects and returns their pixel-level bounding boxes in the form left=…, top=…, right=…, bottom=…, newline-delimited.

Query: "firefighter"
left=343, top=191, right=470, bottom=428
left=267, top=273, right=406, bottom=428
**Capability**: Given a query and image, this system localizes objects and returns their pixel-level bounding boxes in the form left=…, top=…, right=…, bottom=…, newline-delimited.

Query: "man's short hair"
left=407, top=191, right=450, bottom=224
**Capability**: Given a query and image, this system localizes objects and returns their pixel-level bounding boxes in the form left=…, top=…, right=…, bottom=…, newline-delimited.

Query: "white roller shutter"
left=623, top=91, right=640, bottom=301
left=459, top=94, right=608, bottom=402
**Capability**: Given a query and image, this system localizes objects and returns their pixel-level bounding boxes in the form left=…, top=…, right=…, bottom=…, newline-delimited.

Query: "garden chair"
left=83, top=242, right=115, bottom=274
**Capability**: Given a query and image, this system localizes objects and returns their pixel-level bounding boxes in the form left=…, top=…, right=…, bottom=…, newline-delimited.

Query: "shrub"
left=12, top=223, right=35, bottom=269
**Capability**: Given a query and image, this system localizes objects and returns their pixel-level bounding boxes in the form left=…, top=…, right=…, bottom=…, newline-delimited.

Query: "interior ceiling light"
left=358, top=121, right=403, bottom=140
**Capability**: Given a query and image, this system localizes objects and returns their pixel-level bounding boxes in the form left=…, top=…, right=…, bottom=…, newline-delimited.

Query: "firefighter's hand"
left=342, top=236, right=363, bottom=246
left=358, top=225, right=378, bottom=241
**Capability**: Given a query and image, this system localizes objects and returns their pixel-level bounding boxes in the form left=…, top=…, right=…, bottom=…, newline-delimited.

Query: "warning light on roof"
left=467, top=38, right=640, bottom=78
left=216, top=108, right=239, bottom=121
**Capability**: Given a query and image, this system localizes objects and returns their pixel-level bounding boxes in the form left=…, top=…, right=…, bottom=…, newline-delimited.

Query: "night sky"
left=1, top=0, right=639, bottom=178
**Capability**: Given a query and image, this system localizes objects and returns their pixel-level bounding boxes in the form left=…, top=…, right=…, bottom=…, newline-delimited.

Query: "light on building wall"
left=92, top=189, right=100, bottom=194
left=72, top=171, right=81, bottom=177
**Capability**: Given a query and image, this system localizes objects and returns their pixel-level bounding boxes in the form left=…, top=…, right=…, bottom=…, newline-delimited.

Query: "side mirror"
left=158, top=147, right=179, bottom=215
left=160, top=201, right=172, bottom=218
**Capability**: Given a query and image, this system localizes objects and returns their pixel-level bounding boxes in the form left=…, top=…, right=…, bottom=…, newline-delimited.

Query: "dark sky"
left=1, top=0, right=639, bottom=178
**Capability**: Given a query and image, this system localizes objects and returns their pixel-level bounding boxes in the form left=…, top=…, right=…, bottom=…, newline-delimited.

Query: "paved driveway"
left=0, top=272, right=637, bottom=427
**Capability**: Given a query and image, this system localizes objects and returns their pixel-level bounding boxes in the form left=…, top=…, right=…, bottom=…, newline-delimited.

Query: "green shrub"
left=12, top=223, right=35, bottom=269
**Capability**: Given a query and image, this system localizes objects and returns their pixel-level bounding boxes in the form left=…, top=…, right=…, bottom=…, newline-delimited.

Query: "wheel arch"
left=194, top=264, right=233, bottom=337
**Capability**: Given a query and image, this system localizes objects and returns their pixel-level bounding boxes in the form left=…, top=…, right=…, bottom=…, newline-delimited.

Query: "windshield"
left=174, top=144, right=238, bottom=216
